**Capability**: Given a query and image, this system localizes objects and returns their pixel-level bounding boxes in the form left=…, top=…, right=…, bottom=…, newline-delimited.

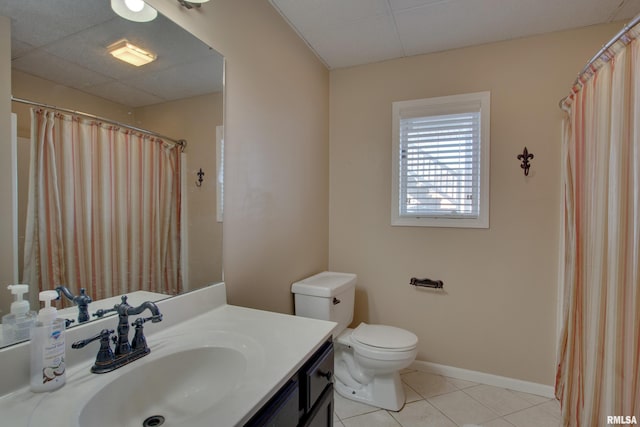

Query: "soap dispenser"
left=30, top=290, right=66, bottom=392
left=2, top=284, right=37, bottom=345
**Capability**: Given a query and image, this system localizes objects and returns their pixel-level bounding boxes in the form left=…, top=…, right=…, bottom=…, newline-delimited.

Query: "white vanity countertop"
left=0, top=285, right=335, bottom=427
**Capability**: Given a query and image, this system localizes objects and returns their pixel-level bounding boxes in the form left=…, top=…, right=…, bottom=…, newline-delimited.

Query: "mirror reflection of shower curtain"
left=22, top=108, right=182, bottom=301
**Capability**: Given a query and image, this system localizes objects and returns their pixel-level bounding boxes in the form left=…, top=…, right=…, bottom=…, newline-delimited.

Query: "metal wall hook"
left=517, top=147, right=534, bottom=176
left=196, top=168, right=205, bottom=187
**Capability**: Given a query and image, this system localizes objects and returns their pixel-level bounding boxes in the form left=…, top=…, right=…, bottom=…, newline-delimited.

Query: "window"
left=391, top=92, right=490, bottom=228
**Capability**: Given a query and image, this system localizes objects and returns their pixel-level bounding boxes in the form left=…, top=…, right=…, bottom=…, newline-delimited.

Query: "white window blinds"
left=399, top=111, right=480, bottom=218
left=392, top=92, right=490, bottom=228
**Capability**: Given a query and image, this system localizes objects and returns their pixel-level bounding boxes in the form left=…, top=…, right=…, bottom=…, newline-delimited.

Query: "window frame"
left=391, top=91, right=490, bottom=228
left=216, top=125, right=224, bottom=223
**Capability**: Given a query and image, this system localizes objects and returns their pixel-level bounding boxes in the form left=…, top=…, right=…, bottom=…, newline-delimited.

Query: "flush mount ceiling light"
left=111, top=0, right=157, bottom=22
left=108, top=40, right=157, bottom=67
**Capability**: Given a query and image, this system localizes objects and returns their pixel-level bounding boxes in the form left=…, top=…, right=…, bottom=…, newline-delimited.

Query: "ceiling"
left=269, top=0, right=640, bottom=69
left=1, top=0, right=224, bottom=108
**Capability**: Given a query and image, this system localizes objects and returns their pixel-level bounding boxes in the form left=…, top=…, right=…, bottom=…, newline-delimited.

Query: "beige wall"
left=328, top=23, right=621, bottom=386
left=146, top=0, right=330, bottom=313
left=11, top=70, right=137, bottom=138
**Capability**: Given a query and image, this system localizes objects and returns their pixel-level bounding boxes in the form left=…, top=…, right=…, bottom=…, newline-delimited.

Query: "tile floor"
left=333, top=370, right=562, bottom=427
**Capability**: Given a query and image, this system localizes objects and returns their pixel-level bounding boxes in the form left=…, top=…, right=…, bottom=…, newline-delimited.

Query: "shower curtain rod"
left=560, top=13, right=640, bottom=109
left=11, top=96, right=187, bottom=151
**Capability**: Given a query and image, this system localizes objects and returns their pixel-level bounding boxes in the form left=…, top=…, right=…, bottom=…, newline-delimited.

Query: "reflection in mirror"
left=0, top=0, right=224, bottom=348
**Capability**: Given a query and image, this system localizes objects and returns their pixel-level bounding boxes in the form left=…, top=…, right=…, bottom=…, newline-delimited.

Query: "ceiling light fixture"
left=177, top=0, right=210, bottom=9
left=111, top=0, right=157, bottom=22
left=108, top=40, right=157, bottom=67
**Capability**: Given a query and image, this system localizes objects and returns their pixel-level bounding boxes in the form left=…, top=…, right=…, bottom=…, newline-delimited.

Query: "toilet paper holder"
left=410, top=277, right=444, bottom=289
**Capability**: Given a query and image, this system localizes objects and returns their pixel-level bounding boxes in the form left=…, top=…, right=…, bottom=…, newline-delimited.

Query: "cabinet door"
left=301, top=341, right=334, bottom=414
left=300, top=385, right=333, bottom=427
left=244, top=379, right=299, bottom=427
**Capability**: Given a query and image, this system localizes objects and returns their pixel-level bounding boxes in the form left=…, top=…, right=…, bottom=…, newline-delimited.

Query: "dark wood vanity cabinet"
left=299, top=340, right=334, bottom=426
left=245, top=339, right=334, bottom=427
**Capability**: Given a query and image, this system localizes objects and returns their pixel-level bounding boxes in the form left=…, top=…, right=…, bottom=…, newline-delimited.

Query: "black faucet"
left=73, top=296, right=163, bottom=374
left=56, top=286, right=92, bottom=323
left=112, top=296, right=163, bottom=356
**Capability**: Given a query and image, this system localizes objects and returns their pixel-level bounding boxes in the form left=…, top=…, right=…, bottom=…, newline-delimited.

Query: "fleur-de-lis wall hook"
left=196, top=168, right=205, bottom=187
left=517, top=147, right=534, bottom=176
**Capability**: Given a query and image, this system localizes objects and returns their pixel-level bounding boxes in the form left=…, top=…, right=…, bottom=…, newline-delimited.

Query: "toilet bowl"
left=334, top=323, right=417, bottom=410
left=291, top=272, right=418, bottom=411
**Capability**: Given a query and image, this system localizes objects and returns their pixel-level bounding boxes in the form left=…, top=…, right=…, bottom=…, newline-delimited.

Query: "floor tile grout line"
left=388, top=395, right=461, bottom=427
left=458, top=386, right=524, bottom=419
left=462, top=386, right=561, bottom=420
left=336, top=373, right=561, bottom=426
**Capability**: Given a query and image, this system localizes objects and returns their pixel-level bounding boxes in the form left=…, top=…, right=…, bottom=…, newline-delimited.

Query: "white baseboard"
left=410, top=360, right=556, bottom=399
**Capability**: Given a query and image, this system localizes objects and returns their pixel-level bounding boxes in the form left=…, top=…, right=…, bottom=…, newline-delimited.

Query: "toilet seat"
left=351, top=323, right=418, bottom=351
left=343, top=323, right=417, bottom=362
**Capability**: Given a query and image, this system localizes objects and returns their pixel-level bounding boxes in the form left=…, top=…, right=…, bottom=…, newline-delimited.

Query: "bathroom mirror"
left=0, top=0, right=224, bottom=348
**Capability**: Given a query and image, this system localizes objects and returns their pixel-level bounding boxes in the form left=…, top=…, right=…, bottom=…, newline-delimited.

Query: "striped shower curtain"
left=556, top=23, right=640, bottom=426
left=23, top=108, right=182, bottom=301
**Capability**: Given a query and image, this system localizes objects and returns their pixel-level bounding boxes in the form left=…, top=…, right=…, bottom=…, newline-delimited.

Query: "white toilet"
left=292, top=271, right=418, bottom=411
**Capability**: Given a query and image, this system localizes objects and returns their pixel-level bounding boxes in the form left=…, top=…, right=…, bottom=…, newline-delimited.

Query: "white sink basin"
left=28, top=329, right=265, bottom=427
left=77, top=346, right=246, bottom=427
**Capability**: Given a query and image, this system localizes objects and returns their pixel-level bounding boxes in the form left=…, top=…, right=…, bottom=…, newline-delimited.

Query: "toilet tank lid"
left=291, top=271, right=357, bottom=297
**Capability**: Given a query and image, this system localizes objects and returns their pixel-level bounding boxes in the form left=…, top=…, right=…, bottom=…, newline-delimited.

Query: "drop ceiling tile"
left=613, top=0, right=640, bottom=21
left=0, top=0, right=113, bottom=47
left=12, top=49, right=113, bottom=90
left=42, top=14, right=212, bottom=82
left=270, top=0, right=391, bottom=34
left=10, top=39, right=34, bottom=60
left=125, top=56, right=224, bottom=102
left=393, top=0, right=623, bottom=57
left=303, top=13, right=404, bottom=68
left=393, top=0, right=513, bottom=56
left=388, top=0, right=449, bottom=12
left=486, top=0, right=630, bottom=40
left=269, top=0, right=640, bottom=69
left=85, top=82, right=164, bottom=109
left=5, top=0, right=224, bottom=108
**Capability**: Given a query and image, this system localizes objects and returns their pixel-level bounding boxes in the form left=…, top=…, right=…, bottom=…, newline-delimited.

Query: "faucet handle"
left=130, top=317, right=153, bottom=353
left=72, top=329, right=116, bottom=374
left=72, top=329, right=115, bottom=349
left=92, top=307, right=116, bottom=318
left=131, top=314, right=163, bottom=327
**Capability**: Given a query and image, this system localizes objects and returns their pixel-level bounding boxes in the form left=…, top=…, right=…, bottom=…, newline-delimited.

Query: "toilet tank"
left=291, top=272, right=356, bottom=336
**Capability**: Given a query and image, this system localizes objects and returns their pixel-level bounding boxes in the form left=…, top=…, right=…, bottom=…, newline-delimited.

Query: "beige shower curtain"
left=23, top=108, right=182, bottom=301
left=557, top=24, right=640, bottom=426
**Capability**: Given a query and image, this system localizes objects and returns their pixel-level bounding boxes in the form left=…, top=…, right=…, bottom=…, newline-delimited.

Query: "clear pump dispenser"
left=2, top=285, right=37, bottom=345
left=30, top=290, right=66, bottom=392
